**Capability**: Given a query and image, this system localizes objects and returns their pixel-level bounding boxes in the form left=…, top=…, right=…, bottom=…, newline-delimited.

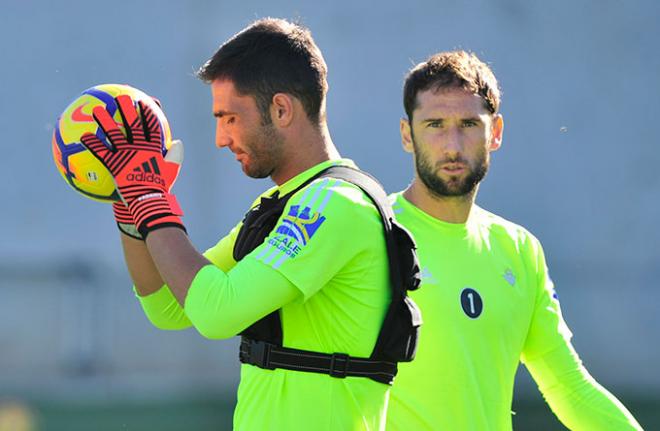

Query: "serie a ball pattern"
left=52, top=84, right=172, bottom=202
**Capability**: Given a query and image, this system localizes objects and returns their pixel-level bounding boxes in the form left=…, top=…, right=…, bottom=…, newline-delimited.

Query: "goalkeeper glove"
left=112, top=138, right=183, bottom=240
left=81, top=95, right=185, bottom=238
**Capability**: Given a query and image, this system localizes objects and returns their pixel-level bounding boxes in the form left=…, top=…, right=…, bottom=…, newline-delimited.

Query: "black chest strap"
left=240, top=338, right=397, bottom=384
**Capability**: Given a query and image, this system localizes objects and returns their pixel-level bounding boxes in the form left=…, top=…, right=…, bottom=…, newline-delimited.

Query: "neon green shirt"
left=138, top=159, right=391, bottom=431
left=387, top=192, right=641, bottom=431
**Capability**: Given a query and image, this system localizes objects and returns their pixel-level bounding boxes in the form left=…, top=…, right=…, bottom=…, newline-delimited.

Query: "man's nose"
left=215, top=126, right=232, bottom=148
left=444, top=127, right=463, bottom=154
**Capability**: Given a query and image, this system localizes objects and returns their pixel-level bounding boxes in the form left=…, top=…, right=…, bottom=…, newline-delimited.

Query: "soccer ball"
left=52, top=84, right=172, bottom=202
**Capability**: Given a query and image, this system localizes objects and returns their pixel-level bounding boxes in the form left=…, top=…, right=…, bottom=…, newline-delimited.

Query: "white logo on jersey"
left=503, top=269, right=516, bottom=286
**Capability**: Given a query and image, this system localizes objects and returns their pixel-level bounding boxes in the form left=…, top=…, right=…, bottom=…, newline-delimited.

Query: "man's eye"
left=226, top=117, right=236, bottom=125
left=428, top=121, right=442, bottom=128
left=462, top=120, right=477, bottom=127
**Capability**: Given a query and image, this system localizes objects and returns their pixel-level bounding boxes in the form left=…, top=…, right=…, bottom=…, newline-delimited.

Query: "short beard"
left=412, top=133, right=489, bottom=198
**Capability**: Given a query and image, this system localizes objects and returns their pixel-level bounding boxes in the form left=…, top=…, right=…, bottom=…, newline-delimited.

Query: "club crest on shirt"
left=263, top=205, right=326, bottom=262
left=276, top=205, right=326, bottom=245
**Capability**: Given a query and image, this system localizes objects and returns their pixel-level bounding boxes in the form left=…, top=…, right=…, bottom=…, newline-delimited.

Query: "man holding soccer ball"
left=385, top=50, right=642, bottom=430
left=76, top=18, right=414, bottom=430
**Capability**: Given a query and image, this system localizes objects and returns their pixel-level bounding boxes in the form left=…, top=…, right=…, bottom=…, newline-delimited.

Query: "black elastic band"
left=239, top=337, right=397, bottom=385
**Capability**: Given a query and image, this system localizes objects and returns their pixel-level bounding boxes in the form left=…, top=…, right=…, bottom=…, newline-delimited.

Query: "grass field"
left=6, top=395, right=656, bottom=430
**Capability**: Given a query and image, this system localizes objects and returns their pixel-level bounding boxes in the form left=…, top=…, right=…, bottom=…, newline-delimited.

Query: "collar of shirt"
left=271, top=158, right=357, bottom=197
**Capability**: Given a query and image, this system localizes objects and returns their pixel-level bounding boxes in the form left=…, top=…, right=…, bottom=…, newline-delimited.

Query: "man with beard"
left=79, top=18, right=403, bottom=431
left=386, top=51, right=642, bottom=430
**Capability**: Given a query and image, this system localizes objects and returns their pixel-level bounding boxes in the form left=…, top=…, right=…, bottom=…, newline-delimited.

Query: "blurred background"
left=1, top=0, right=659, bottom=429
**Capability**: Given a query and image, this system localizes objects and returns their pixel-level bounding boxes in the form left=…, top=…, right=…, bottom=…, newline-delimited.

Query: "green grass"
left=28, top=398, right=234, bottom=431
left=14, top=396, right=658, bottom=430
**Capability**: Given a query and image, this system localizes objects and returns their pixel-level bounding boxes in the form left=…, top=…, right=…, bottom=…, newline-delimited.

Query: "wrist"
left=112, top=202, right=143, bottom=240
left=127, top=192, right=186, bottom=238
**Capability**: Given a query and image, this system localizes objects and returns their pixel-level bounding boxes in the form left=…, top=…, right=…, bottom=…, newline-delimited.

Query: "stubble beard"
left=243, top=121, right=285, bottom=179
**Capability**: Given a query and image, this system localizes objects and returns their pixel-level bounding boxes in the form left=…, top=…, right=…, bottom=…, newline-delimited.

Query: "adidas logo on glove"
left=126, top=157, right=166, bottom=186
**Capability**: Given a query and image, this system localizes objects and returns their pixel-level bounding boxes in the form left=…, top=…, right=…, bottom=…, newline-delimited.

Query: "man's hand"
left=112, top=139, right=184, bottom=240
left=80, top=95, right=185, bottom=238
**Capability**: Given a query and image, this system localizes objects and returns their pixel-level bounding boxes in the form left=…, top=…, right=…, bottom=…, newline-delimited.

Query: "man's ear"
left=401, top=118, right=414, bottom=153
left=489, top=114, right=504, bottom=152
left=270, top=93, right=294, bottom=127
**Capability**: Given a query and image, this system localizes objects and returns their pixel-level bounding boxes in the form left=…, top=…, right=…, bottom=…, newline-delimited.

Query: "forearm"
left=120, top=232, right=165, bottom=296
left=120, top=232, right=190, bottom=329
left=144, top=227, right=211, bottom=305
left=525, top=343, right=642, bottom=430
left=184, top=257, right=300, bottom=339
left=136, top=284, right=192, bottom=330
left=129, top=213, right=300, bottom=339
left=132, top=226, right=245, bottom=330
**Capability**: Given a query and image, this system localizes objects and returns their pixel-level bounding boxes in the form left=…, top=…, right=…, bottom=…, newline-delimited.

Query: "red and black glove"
left=112, top=201, right=141, bottom=239
left=112, top=139, right=183, bottom=240
left=80, top=95, right=185, bottom=238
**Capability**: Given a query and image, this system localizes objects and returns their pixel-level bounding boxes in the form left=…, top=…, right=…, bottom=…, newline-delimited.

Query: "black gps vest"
left=233, top=165, right=422, bottom=385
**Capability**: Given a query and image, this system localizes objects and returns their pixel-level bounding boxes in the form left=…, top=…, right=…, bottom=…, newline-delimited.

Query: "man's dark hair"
left=197, top=18, right=328, bottom=124
left=403, top=51, right=501, bottom=121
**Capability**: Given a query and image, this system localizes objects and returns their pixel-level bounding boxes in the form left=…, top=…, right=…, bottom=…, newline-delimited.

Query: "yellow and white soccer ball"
left=52, top=84, right=172, bottom=202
